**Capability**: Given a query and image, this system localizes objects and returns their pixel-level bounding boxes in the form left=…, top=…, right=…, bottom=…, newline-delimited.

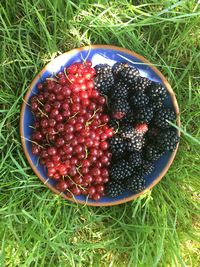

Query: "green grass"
left=0, top=0, right=200, bottom=266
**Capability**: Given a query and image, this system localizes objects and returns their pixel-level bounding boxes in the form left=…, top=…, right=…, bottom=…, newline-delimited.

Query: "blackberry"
left=109, top=136, right=127, bottom=157
left=129, top=91, right=149, bottom=108
left=157, top=129, right=179, bottom=151
left=136, top=106, right=154, bottom=123
left=110, top=81, right=129, bottom=100
left=112, top=62, right=140, bottom=80
left=109, top=159, right=133, bottom=181
left=94, top=73, right=114, bottom=95
left=141, top=160, right=155, bottom=175
left=120, top=124, right=135, bottom=139
left=130, top=76, right=152, bottom=92
left=127, top=133, right=145, bottom=152
left=128, top=151, right=142, bottom=167
left=105, top=180, right=125, bottom=197
left=120, top=65, right=140, bottom=84
left=125, top=175, right=145, bottom=193
left=146, top=82, right=167, bottom=101
left=144, top=144, right=164, bottom=161
left=112, top=62, right=128, bottom=77
left=94, top=64, right=112, bottom=75
left=154, top=108, right=176, bottom=129
left=112, top=99, right=130, bottom=119
left=150, top=99, right=163, bottom=111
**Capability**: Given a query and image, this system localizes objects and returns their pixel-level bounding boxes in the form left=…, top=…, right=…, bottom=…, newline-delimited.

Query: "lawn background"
left=0, top=0, right=200, bottom=266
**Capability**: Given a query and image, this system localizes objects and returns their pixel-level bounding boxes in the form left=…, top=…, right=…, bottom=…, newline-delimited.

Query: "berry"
left=131, top=76, right=152, bottom=92
left=112, top=62, right=127, bottom=77
left=150, top=99, right=163, bottom=111
left=105, top=180, right=125, bottom=197
left=56, top=181, right=68, bottom=192
left=146, top=82, right=167, bottom=101
left=109, top=136, right=127, bottom=157
left=141, top=160, right=155, bottom=175
left=157, top=128, right=179, bottom=151
left=28, top=61, right=113, bottom=201
left=154, top=108, right=176, bottom=129
left=109, top=160, right=133, bottom=181
left=120, top=64, right=140, bottom=84
left=128, top=151, right=142, bottom=167
left=110, top=81, right=129, bottom=100
left=112, top=99, right=130, bottom=119
left=134, top=123, right=148, bottom=135
left=120, top=124, right=135, bottom=139
left=126, top=133, right=145, bottom=152
left=95, top=73, right=114, bottom=95
left=130, top=91, right=149, bottom=108
left=125, top=175, right=145, bottom=193
left=112, top=62, right=140, bottom=83
left=94, top=64, right=112, bottom=75
left=136, top=106, right=154, bottom=123
left=144, top=144, right=164, bottom=161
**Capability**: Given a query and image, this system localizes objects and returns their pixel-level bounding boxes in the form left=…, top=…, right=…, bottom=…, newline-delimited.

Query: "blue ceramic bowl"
left=20, top=45, right=180, bottom=206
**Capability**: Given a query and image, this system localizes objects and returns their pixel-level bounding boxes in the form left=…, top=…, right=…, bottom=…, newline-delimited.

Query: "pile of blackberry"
left=94, top=62, right=179, bottom=198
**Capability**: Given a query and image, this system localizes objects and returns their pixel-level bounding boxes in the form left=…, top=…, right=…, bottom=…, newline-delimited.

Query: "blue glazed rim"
left=20, top=45, right=180, bottom=206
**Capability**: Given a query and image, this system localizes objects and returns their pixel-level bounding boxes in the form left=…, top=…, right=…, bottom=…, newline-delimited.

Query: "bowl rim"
left=20, top=44, right=180, bottom=206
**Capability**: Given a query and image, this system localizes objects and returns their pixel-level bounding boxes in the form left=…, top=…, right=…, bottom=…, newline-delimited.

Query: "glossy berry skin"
left=28, top=61, right=120, bottom=201
left=56, top=181, right=68, bottom=191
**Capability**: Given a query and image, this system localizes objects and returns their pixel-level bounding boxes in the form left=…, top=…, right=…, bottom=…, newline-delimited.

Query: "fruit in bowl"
left=20, top=45, right=180, bottom=206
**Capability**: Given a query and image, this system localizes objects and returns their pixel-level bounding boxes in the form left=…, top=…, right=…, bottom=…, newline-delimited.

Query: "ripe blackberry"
left=121, top=65, right=140, bottom=84
left=150, top=99, right=163, bottom=111
left=120, top=124, right=135, bottom=139
left=105, top=180, right=125, bottom=197
left=109, top=136, right=127, bottom=157
left=127, top=133, right=145, bottom=152
left=94, top=64, right=112, bottom=75
left=136, top=106, right=154, bottom=123
left=125, top=175, right=145, bottom=193
left=157, top=129, right=179, bottom=151
left=128, top=151, right=142, bottom=167
left=154, top=108, right=176, bottom=129
left=112, top=62, right=140, bottom=80
left=146, top=82, right=167, bottom=101
left=109, top=160, right=133, bottom=181
left=112, top=62, right=128, bottom=77
left=112, top=99, right=130, bottom=119
left=129, top=91, right=149, bottom=108
left=141, top=160, right=155, bottom=175
left=131, top=76, right=152, bottom=92
left=94, top=73, right=114, bottom=95
left=110, top=81, right=129, bottom=100
left=144, top=144, right=164, bottom=161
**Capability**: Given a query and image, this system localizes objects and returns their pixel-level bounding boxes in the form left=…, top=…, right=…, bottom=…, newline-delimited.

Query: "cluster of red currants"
left=29, top=61, right=113, bottom=200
